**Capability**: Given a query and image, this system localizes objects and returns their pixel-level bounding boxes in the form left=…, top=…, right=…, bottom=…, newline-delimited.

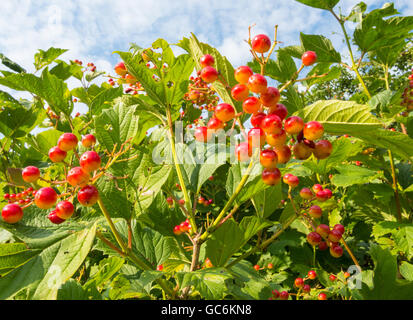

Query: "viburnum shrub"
left=0, top=0, right=413, bottom=301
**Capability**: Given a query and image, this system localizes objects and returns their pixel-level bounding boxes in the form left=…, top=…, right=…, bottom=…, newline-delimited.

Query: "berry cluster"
left=401, top=68, right=413, bottom=114
left=192, top=33, right=332, bottom=187
left=184, top=64, right=220, bottom=112
left=173, top=218, right=192, bottom=235
left=307, top=222, right=345, bottom=258
left=1, top=133, right=101, bottom=225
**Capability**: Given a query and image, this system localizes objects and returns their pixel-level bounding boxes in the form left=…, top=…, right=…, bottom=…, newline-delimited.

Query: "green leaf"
left=331, top=164, right=383, bottom=187
left=302, top=63, right=341, bottom=87
left=34, top=47, right=68, bottom=71
left=138, top=193, right=186, bottom=236
left=117, top=39, right=194, bottom=109
left=0, top=223, right=96, bottom=300
left=281, top=86, right=304, bottom=114
left=227, top=260, right=272, bottom=299
left=0, top=243, right=38, bottom=276
left=249, top=50, right=297, bottom=83
left=226, top=160, right=269, bottom=205
left=297, top=100, right=382, bottom=134
left=0, top=91, right=46, bottom=138
left=180, top=34, right=243, bottom=115
left=175, top=268, right=233, bottom=299
left=252, top=183, right=282, bottom=218
left=50, top=60, right=83, bottom=81
left=84, top=256, right=125, bottom=290
left=358, top=245, right=413, bottom=299
left=239, top=216, right=272, bottom=244
left=0, top=53, right=26, bottom=73
left=300, top=33, right=341, bottom=63
left=400, top=262, right=413, bottom=281
left=205, top=220, right=244, bottom=267
left=94, top=96, right=141, bottom=151
left=294, top=0, right=339, bottom=10
left=57, top=279, right=102, bottom=300
left=0, top=70, right=72, bottom=116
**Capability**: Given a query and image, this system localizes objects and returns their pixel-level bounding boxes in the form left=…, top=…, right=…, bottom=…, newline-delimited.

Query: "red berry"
left=260, top=149, right=278, bottom=169
left=292, top=142, right=312, bottom=160
left=243, top=96, right=261, bottom=114
left=316, top=224, right=330, bottom=238
left=248, top=74, right=267, bottom=94
left=267, top=263, right=274, bottom=269
left=1, top=204, right=23, bottom=224
left=80, top=151, right=101, bottom=173
left=253, top=264, right=260, bottom=271
left=82, top=134, right=97, bottom=148
left=178, top=199, right=185, bottom=206
left=125, top=74, right=137, bottom=84
left=308, top=270, right=317, bottom=280
left=235, top=142, right=251, bottom=162
left=248, top=128, right=266, bottom=149
left=34, top=187, right=58, bottom=209
left=234, top=66, right=253, bottom=84
left=215, top=103, right=235, bottom=122
left=313, top=140, right=332, bottom=159
left=252, top=34, right=271, bottom=53
left=299, top=188, right=313, bottom=200
left=302, top=51, right=317, bottom=66
left=207, top=117, right=224, bottom=131
left=307, top=232, right=322, bottom=246
left=283, top=174, right=299, bottom=188
left=274, top=145, right=292, bottom=164
left=294, top=277, right=304, bottom=288
left=250, top=112, right=266, bottom=128
left=303, top=284, right=311, bottom=293
left=308, top=205, right=322, bottom=218
left=318, top=292, right=327, bottom=300
left=260, top=87, right=280, bottom=108
left=166, top=197, right=174, bottom=206
left=272, top=289, right=280, bottom=298
left=173, top=225, right=182, bottom=235
left=344, top=272, right=351, bottom=279
left=194, top=126, right=212, bottom=143
left=49, top=146, right=67, bottom=163
left=284, top=116, right=304, bottom=135
left=262, top=168, right=281, bottom=186
left=316, top=189, right=331, bottom=202
left=200, top=54, right=214, bottom=68
left=312, top=184, right=323, bottom=193
left=67, top=167, right=90, bottom=187
left=22, top=166, right=40, bottom=183
left=157, top=264, right=164, bottom=271
left=328, top=229, right=343, bottom=242
left=77, top=185, right=99, bottom=207
left=261, top=114, right=282, bottom=135
left=333, top=224, right=345, bottom=235
left=55, top=200, right=75, bottom=220
left=266, top=130, right=287, bottom=148
left=200, top=66, right=219, bottom=83
left=268, top=103, right=288, bottom=120
left=303, top=121, right=324, bottom=141
left=329, top=274, right=337, bottom=281
left=48, top=210, right=66, bottom=224
left=279, top=291, right=289, bottom=300
left=231, top=84, right=249, bottom=102
left=318, top=241, right=328, bottom=251
left=114, top=62, right=127, bottom=76
left=57, top=133, right=78, bottom=152
left=330, top=244, right=343, bottom=258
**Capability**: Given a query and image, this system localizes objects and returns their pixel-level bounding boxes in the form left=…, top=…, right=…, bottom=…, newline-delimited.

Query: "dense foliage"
left=0, top=0, right=412, bottom=300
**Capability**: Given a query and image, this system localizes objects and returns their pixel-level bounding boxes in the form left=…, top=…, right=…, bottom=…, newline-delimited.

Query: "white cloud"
left=0, top=0, right=411, bottom=79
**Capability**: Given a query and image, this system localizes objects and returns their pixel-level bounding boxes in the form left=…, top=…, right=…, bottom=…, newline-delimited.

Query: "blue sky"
left=1, top=0, right=412, bottom=76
